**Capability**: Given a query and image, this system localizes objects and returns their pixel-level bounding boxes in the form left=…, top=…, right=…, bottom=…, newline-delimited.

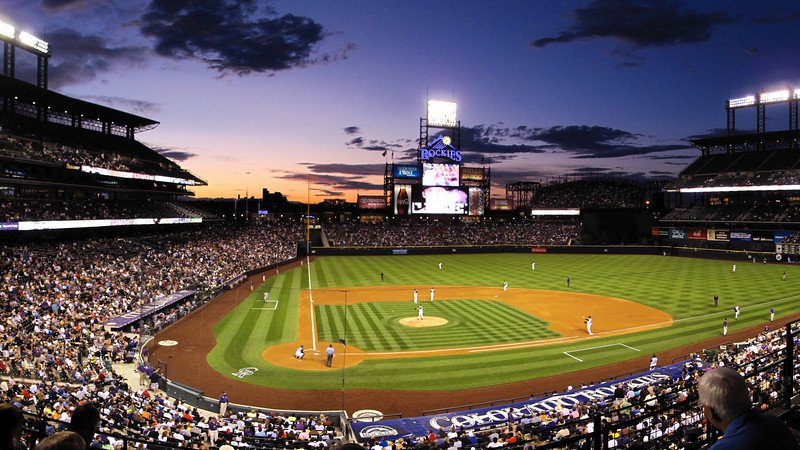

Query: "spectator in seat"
left=698, top=367, right=799, bottom=449
left=0, top=403, right=24, bottom=450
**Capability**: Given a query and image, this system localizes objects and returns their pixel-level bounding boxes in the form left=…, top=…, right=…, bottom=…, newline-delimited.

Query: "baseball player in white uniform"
left=430, top=288, right=435, bottom=303
left=413, top=289, right=418, bottom=304
left=649, top=354, right=658, bottom=370
left=503, top=281, right=508, bottom=291
left=263, top=291, right=269, bottom=302
left=585, top=316, right=593, bottom=335
left=531, top=261, right=535, bottom=271
left=734, top=305, right=740, bottom=320
left=418, top=305, right=424, bottom=320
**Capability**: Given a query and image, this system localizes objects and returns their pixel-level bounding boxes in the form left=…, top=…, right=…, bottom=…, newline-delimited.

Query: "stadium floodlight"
left=728, top=96, right=755, bottom=108
left=427, top=100, right=457, bottom=127
left=794, top=89, right=800, bottom=99
left=530, top=208, right=581, bottom=216
left=680, top=184, right=800, bottom=193
left=759, top=89, right=790, bottom=104
left=18, top=31, right=48, bottom=54
left=0, top=20, right=14, bottom=39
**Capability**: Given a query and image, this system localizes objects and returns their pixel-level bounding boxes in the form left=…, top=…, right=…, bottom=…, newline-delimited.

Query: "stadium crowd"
left=0, top=219, right=798, bottom=449
left=0, top=199, right=206, bottom=222
left=325, top=222, right=577, bottom=247
left=530, top=180, right=644, bottom=209
left=362, top=324, right=800, bottom=450
left=0, top=132, right=191, bottom=179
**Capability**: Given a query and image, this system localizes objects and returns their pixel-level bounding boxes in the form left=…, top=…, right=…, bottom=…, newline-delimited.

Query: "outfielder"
left=531, top=261, right=535, bottom=271
left=430, top=288, right=435, bottom=303
left=734, top=305, right=740, bottom=320
left=413, top=289, right=418, bottom=304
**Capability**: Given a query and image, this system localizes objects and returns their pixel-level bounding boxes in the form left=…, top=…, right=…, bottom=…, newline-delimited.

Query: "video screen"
left=411, top=187, right=467, bottom=214
left=422, top=163, right=459, bottom=187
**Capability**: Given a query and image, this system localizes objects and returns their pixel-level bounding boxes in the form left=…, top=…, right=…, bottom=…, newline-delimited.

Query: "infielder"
left=418, top=305, right=424, bottom=320
left=413, top=289, right=418, bottom=304
left=503, top=281, right=508, bottom=291
left=430, top=288, right=435, bottom=303
left=585, top=316, right=593, bottom=335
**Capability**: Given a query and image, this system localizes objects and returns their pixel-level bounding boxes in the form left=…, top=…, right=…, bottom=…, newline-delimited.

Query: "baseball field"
left=199, top=253, right=800, bottom=393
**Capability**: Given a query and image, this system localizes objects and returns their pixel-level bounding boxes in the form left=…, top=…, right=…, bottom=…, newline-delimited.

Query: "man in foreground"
left=698, top=367, right=799, bottom=449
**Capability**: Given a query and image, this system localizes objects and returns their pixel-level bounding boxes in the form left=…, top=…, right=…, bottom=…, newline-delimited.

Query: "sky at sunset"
left=3, top=1, right=799, bottom=201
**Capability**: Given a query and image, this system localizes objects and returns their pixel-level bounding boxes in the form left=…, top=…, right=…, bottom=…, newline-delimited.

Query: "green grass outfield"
left=207, top=253, right=800, bottom=390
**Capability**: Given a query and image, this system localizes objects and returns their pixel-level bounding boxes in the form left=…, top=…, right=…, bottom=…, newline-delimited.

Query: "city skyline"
left=3, top=0, right=799, bottom=201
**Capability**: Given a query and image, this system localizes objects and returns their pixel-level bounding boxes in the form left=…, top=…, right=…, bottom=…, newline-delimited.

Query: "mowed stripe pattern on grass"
left=315, top=300, right=558, bottom=351
left=205, top=253, right=800, bottom=390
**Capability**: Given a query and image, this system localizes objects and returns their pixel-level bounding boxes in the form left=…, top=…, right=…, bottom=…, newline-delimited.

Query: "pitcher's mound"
left=400, top=317, right=448, bottom=327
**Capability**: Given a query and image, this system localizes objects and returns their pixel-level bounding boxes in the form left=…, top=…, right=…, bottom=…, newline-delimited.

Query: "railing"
left=493, top=319, right=800, bottom=449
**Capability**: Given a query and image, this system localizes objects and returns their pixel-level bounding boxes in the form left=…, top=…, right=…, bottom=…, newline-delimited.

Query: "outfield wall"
left=307, top=244, right=784, bottom=264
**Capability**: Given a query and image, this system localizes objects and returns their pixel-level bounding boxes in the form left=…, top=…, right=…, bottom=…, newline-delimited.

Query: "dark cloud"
left=346, top=137, right=364, bottom=146
left=531, top=0, right=734, bottom=49
left=278, top=170, right=383, bottom=193
left=521, top=125, right=690, bottom=159
left=139, top=0, right=333, bottom=75
left=42, top=0, right=89, bottom=12
left=300, top=163, right=385, bottom=176
left=646, top=154, right=696, bottom=160
left=343, top=126, right=360, bottom=135
left=573, top=166, right=612, bottom=173
left=151, top=146, right=197, bottom=161
left=649, top=170, right=677, bottom=175
left=418, top=124, right=551, bottom=165
left=754, top=12, right=800, bottom=25
left=82, top=96, right=159, bottom=115
left=30, top=28, right=148, bottom=89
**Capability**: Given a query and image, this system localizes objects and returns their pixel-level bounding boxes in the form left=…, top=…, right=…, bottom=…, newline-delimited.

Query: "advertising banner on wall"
left=350, top=361, right=694, bottom=443
left=669, top=228, right=686, bottom=240
left=460, top=167, right=485, bottom=182
left=688, top=229, right=706, bottom=240
left=706, top=229, right=729, bottom=242
left=774, top=231, right=794, bottom=244
left=358, top=195, right=387, bottom=210
left=490, top=198, right=512, bottom=210
left=394, top=185, right=411, bottom=215
left=729, top=230, right=753, bottom=242
left=468, top=187, right=485, bottom=216
left=393, top=164, right=420, bottom=179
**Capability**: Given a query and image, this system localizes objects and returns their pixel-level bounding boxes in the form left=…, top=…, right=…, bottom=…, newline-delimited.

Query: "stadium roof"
left=0, top=75, right=159, bottom=129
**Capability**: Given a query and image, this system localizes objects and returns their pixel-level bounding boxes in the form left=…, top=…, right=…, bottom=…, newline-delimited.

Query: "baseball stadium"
left=3, top=11, right=800, bottom=450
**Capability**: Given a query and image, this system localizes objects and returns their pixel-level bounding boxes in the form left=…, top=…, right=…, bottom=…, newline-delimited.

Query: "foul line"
left=251, top=300, right=279, bottom=311
left=563, top=342, right=641, bottom=363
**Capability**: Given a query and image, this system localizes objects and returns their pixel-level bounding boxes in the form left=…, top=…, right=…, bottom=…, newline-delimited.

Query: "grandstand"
left=2, top=22, right=800, bottom=449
